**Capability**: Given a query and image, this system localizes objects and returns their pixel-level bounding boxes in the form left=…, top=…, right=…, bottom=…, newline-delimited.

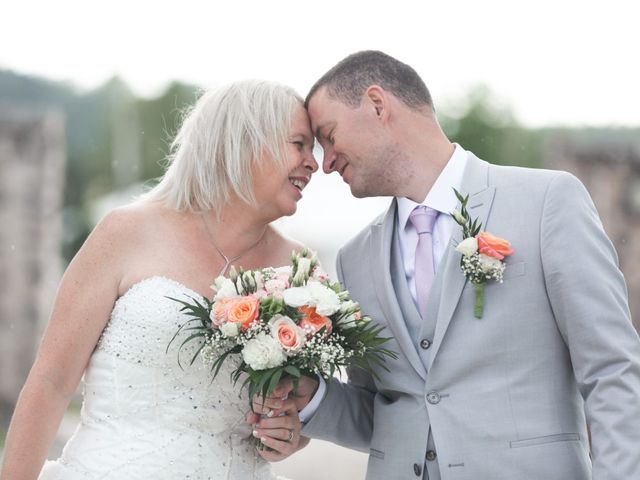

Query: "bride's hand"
left=250, top=397, right=307, bottom=461
left=248, top=376, right=319, bottom=420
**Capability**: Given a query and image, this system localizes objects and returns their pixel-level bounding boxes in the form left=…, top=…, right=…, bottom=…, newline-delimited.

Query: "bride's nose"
left=303, top=150, right=319, bottom=174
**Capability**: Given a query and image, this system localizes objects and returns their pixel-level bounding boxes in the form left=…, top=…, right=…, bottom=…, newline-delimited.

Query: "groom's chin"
left=348, top=184, right=368, bottom=199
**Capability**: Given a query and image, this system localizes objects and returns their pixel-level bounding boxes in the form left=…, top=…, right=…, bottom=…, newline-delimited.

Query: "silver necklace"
left=201, top=214, right=267, bottom=276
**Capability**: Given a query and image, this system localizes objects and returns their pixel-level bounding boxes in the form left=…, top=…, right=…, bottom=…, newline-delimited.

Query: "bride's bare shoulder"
left=85, top=200, right=173, bottom=255
left=94, top=200, right=167, bottom=233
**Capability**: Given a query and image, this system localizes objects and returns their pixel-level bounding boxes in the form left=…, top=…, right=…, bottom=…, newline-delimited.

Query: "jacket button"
left=426, top=450, right=437, bottom=461
left=426, top=391, right=441, bottom=404
left=420, top=338, right=431, bottom=349
left=413, top=463, right=422, bottom=476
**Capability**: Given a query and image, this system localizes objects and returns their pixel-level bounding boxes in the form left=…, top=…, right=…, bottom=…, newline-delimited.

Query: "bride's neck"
left=201, top=201, right=270, bottom=256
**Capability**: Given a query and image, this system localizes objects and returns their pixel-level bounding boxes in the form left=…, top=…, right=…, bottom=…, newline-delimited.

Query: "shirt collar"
left=397, top=143, right=468, bottom=231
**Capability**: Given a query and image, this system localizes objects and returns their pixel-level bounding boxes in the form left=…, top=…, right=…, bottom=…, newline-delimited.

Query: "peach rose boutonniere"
left=451, top=189, right=515, bottom=318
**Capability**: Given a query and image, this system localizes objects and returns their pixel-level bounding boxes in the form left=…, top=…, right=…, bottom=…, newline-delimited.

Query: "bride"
left=1, top=80, right=318, bottom=479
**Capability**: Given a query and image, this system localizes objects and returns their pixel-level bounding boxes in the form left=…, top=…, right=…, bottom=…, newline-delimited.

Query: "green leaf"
left=284, top=365, right=301, bottom=378
left=268, top=369, right=284, bottom=396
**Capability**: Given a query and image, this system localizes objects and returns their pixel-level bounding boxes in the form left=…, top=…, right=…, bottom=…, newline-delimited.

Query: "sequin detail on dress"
left=39, top=276, right=288, bottom=480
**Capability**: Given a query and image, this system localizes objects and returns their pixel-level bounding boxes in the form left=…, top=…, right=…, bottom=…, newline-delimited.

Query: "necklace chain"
left=201, top=214, right=267, bottom=277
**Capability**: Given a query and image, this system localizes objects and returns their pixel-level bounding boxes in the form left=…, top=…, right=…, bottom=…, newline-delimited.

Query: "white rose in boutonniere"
left=451, top=188, right=514, bottom=318
left=455, top=237, right=478, bottom=257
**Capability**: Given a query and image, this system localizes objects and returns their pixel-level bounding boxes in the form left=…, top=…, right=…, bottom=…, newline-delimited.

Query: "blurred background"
left=1, top=1, right=639, bottom=477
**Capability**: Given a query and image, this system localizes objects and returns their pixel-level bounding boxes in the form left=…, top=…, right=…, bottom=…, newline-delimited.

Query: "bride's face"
left=252, top=104, right=318, bottom=219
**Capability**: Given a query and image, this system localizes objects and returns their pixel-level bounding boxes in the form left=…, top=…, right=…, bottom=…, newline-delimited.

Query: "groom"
left=255, top=51, right=640, bottom=479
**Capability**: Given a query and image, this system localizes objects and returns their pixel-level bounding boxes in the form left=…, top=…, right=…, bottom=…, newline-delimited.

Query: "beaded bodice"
left=39, top=276, right=281, bottom=480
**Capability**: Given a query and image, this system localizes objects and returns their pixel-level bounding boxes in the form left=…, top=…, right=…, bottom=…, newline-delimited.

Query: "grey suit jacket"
left=302, top=153, right=640, bottom=479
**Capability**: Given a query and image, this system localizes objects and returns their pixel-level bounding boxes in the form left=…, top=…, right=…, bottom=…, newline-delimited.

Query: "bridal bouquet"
left=167, top=249, right=396, bottom=408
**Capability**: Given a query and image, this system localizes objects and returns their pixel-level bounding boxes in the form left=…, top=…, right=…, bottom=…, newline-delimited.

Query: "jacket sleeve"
left=541, top=172, right=640, bottom=479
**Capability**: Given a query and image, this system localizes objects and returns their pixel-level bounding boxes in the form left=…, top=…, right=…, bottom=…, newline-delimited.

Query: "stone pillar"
left=0, top=108, right=65, bottom=428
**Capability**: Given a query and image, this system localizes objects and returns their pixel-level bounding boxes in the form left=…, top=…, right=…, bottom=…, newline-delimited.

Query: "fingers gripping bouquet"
left=167, top=249, right=396, bottom=447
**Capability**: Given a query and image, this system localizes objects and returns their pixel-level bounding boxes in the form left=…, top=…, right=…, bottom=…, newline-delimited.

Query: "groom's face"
left=307, top=87, right=390, bottom=198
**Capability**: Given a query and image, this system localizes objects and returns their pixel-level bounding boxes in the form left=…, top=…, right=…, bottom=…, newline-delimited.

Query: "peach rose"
left=227, top=296, right=260, bottom=331
left=269, top=315, right=305, bottom=353
left=299, top=306, right=333, bottom=337
left=210, top=298, right=237, bottom=327
left=476, top=232, right=514, bottom=260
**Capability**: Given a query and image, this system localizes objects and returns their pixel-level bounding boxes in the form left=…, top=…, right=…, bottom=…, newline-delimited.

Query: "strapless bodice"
left=40, top=276, right=284, bottom=480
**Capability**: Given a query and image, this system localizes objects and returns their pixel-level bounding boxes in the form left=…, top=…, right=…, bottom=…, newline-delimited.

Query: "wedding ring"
left=286, top=429, right=294, bottom=442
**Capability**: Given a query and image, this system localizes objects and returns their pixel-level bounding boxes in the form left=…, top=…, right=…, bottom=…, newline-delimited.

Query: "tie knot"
left=409, top=206, right=438, bottom=234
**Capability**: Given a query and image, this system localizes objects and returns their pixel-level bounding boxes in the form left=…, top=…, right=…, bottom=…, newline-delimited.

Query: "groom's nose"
left=322, top=147, right=337, bottom=174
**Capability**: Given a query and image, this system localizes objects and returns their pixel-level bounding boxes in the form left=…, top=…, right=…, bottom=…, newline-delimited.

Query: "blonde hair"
left=143, top=80, right=302, bottom=211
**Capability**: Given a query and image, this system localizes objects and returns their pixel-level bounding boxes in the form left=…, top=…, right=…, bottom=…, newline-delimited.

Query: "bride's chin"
left=261, top=202, right=297, bottom=221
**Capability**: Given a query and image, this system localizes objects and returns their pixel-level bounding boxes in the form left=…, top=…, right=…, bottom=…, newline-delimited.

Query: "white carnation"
left=242, top=333, right=286, bottom=370
left=220, top=322, right=240, bottom=338
left=456, top=237, right=478, bottom=257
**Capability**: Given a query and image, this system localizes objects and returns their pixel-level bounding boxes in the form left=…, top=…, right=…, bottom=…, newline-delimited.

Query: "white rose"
left=478, top=253, right=503, bottom=273
left=456, top=237, right=478, bottom=257
left=213, top=278, right=238, bottom=300
left=220, top=321, right=240, bottom=338
left=242, top=333, right=286, bottom=371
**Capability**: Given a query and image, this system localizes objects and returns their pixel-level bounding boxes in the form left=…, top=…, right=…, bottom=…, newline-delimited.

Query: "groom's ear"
left=364, top=85, right=387, bottom=120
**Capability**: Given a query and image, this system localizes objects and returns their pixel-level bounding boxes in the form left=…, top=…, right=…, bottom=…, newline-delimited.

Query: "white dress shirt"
left=396, top=144, right=467, bottom=306
left=300, top=144, right=468, bottom=422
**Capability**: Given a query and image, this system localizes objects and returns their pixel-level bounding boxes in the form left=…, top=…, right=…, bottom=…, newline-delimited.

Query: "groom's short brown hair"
left=305, top=50, right=433, bottom=111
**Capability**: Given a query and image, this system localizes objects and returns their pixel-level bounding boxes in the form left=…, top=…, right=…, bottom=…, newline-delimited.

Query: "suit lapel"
left=428, top=154, right=496, bottom=371
left=370, top=199, right=428, bottom=380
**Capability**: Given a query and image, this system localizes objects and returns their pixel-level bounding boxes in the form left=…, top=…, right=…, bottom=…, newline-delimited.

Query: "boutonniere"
left=451, top=189, right=514, bottom=318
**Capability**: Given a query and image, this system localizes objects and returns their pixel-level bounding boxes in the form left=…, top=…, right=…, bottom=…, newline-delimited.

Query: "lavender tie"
left=409, top=206, right=439, bottom=315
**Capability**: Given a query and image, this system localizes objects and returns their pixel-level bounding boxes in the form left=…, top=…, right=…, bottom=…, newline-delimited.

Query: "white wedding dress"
left=40, top=276, right=287, bottom=480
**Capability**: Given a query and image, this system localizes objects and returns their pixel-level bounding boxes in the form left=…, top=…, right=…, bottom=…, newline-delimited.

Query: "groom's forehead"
left=307, top=91, right=341, bottom=134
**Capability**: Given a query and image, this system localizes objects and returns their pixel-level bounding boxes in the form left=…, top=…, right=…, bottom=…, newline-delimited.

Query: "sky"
left=2, top=0, right=639, bottom=128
